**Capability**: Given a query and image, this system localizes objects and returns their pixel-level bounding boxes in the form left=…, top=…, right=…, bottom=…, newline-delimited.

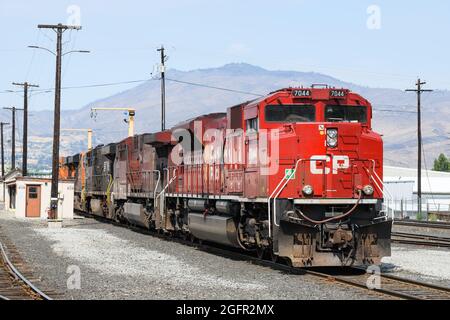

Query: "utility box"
left=4, top=177, right=74, bottom=220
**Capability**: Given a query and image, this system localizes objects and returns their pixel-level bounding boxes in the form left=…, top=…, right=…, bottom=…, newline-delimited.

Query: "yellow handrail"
left=106, top=174, right=114, bottom=205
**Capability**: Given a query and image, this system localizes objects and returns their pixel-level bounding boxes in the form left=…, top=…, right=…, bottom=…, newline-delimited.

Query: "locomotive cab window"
left=265, top=105, right=315, bottom=123
left=325, top=105, right=367, bottom=123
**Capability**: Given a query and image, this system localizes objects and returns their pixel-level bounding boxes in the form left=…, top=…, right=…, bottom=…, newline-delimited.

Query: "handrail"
left=267, top=159, right=303, bottom=238
left=368, top=160, right=394, bottom=220
left=267, top=174, right=288, bottom=238
left=272, top=159, right=303, bottom=228
left=157, top=168, right=177, bottom=201
left=124, top=170, right=161, bottom=198
left=155, top=168, right=177, bottom=225
left=364, top=162, right=394, bottom=221
left=106, top=174, right=114, bottom=205
left=153, top=170, right=161, bottom=200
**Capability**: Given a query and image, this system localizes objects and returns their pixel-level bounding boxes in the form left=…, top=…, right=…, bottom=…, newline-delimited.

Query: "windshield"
left=325, top=105, right=367, bottom=123
left=265, top=105, right=315, bottom=123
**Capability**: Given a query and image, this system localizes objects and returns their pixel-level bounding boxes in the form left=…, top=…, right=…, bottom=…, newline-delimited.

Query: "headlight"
left=327, top=128, right=338, bottom=148
left=362, top=185, right=374, bottom=196
left=302, top=185, right=314, bottom=196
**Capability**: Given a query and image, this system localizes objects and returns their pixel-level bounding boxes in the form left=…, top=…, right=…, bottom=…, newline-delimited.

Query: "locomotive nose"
left=296, top=122, right=373, bottom=199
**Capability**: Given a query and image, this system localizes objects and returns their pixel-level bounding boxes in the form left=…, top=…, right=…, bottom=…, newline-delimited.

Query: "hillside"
left=2, top=63, right=449, bottom=170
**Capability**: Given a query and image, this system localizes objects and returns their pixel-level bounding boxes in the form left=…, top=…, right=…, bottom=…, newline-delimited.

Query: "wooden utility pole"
left=406, top=79, right=433, bottom=220
left=12, top=82, right=39, bottom=176
left=3, top=107, right=24, bottom=171
left=0, top=122, right=10, bottom=177
left=157, top=46, right=166, bottom=131
left=36, top=23, right=82, bottom=220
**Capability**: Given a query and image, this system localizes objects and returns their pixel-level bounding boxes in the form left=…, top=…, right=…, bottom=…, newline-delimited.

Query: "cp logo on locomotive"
left=310, top=155, right=350, bottom=175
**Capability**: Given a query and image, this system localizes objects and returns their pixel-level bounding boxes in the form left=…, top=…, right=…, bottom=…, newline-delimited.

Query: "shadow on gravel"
left=73, top=213, right=390, bottom=278
left=307, top=267, right=367, bottom=276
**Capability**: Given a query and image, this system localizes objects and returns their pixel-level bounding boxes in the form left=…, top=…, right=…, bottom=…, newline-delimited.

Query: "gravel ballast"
left=0, top=212, right=374, bottom=300
left=0, top=211, right=448, bottom=299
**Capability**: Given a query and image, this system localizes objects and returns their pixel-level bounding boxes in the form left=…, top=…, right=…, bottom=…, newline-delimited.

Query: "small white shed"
left=4, top=177, right=74, bottom=220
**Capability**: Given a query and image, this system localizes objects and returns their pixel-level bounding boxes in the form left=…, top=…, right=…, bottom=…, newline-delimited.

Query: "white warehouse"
left=383, top=166, right=450, bottom=218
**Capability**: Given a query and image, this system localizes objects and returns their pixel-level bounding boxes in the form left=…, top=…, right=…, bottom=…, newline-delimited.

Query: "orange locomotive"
left=63, top=87, right=392, bottom=267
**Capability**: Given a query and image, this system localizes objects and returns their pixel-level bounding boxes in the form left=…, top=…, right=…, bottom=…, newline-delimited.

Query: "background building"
left=384, top=166, right=450, bottom=219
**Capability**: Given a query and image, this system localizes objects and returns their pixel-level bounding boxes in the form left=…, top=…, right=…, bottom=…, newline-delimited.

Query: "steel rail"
left=391, top=239, right=450, bottom=248
left=392, top=231, right=450, bottom=241
left=394, top=220, right=450, bottom=230
left=195, top=237, right=450, bottom=300
left=391, top=231, right=450, bottom=247
left=0, top=242, right=52, bottom=300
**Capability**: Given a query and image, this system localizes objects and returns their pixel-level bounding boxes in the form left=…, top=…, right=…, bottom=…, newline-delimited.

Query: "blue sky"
left=1, top=0, right=449, bottom=111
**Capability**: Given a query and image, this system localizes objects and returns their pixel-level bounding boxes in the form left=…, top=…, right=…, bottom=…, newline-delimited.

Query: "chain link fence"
left=386, top=199, right=450, bottom=221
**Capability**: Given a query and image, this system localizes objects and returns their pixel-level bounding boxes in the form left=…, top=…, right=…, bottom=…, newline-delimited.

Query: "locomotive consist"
left=62, top=87, right=392, bottom=267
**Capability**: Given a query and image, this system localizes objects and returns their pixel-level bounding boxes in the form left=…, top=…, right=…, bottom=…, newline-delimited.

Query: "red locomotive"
left=63, top=86, right=392, bottom=267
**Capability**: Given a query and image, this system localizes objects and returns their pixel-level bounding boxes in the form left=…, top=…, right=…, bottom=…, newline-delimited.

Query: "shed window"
left=246, top=118, right=258, bottom=132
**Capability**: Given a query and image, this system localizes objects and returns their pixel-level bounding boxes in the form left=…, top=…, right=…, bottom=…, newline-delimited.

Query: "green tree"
left=433, top=153, right=450, bottom=172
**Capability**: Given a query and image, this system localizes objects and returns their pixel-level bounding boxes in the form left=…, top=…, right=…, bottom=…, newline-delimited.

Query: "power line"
left=62, top=30, right=78, bottom=81
left=0, top=79, right=149, bottom=94
left=373, top=109, right=416, bottom=114
left=25, top=29, right=41, bottom=81
left=0, top=75, right=438, bottom=115
left=1, top=77, right=266, bottom=97
left=165, top=78, right=265, bottom=97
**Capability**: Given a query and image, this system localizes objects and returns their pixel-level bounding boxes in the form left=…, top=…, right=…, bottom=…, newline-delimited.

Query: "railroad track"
left=196, top=239, right=450, bottom=300
left=308, top=268, right=450, bottom=300
left=77, top=211, right=450, bottom=300
left=391, top=231, right=450, bottom=248
left=196, top=243, right=450, bottom=300
left=0, top=234, right=53, bottom=300
left=394, top=220, right=450, bottom=230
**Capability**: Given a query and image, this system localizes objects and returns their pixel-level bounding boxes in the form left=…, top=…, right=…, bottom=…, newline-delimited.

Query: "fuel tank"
left=90, top=199, right=104, bottom=216
left=188, top=213, right=240, bottom=248
left=123, top=202, right=150, bottom=228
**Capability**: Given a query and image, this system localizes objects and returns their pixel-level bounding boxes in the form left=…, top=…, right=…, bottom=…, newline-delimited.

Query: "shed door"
left=26, top=185, right=41, bottom=218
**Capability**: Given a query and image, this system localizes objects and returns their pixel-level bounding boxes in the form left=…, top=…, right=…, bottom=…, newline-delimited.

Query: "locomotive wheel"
left=268, top=245, right=278, bottom=263
left=270, top=251, right=278, bottom=263
left=283, top=257, right=293, bottom=268
left=256, top=246, right=265, bottom=260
